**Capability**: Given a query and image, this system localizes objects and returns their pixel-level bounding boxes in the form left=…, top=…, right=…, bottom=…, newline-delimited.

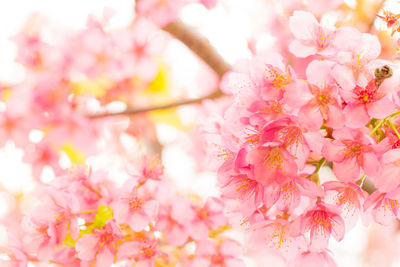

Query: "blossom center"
left=129, top=196, right=143, bottom=210
left=197, top=208, right=209, bottom=220
left=265, top=65, right=291, bottom=89
left=264, top=147, right=284, bottom=170
left=211, top=254, right=224, bottom=264
left=357, top=89, right=376, bottom=103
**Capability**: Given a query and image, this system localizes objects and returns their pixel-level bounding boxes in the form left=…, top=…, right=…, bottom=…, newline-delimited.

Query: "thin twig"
left=90, top=90, right=225, bottom=118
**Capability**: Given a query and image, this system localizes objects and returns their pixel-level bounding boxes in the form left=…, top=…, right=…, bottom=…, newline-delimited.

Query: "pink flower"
left=260, top=117, right=311, bottom=168
left=333, top=27, right=381, bottom=90
left=0, top=111, right=30, bottom=147
left=293, top=250, right=337, bottom=267
left=250, top=219, right=306, bottom=260
left=118, top=238, right=166, bottom=267
left=135, top=0, right=184, bottom=27
left=22, top=189, right=80, bottom=260
left=364, top=189, right=400, bottom=225
left=156, top=195, right=195, bottom=246
left=226, top=52, right=294, bottom=101
left=2, top=234, right=28, bottom=267
left=322, top=128, right=382, bottom=182
left=199, top=0, right=217, bottom=9
left=111, top=181, right=158, bottom=232
left=127, top=155, right=164, bottom=186
left=246, top=145, right=297, bottom=185
left=23, top=141, right=62, bottom=179
left=297, top=202, right=345, bottom=251
left=22, top=214, right=57, bottom=261
left=284, top=60, right=344, bottom=130
left=52, top=166, right=106, bottom=212
left=190, top=239, right=245, bottom=267
left=289, top=11, right=335, bottom=58
left=189, top=197, right=228, bottom=241
left=218, top=172, right=264, bottom=218
left=76, top=220, right=123, bottom=267
left=272, top=176, right=323, bottom=213
left=323, top=181, right=366, bottom=229
left=368, top=149, right=400, bottom=192
left=340, top=79, right=396, bottom=128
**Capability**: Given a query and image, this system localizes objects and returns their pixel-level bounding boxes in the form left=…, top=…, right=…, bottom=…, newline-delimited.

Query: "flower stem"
left=313, top=158, right=326, bottom=174
left=387, top=120, right=400, bottom=140
left=369, top=110, right=400, bottom=136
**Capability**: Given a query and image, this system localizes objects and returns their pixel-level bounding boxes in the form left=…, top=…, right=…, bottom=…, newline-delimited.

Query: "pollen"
left=129, top=196, right=143, bottom=210
left=264, top=147, right=284, bottom=170
left=265, top=65, right=292, bottom=89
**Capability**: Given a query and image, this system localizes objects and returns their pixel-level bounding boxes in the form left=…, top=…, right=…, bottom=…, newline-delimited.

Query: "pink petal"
left=220, top=240, right=242, bottom=256
left=118, top=241, right=141, bottom=259
left=306, top=60, right=333, bottom=88
left=373, top=198, right=397, bottom=225
left=298, top=105, right=323, bottom=131
left=95, top=248, right=114, bottom=267
left=224, top=259, right=247, bottom=267
left=333, top=158, right=361, bottom=182
left=326, top=105, right=344, bottom=129
left=289, top=40, right=318, bottom=58
left=309, top=225, right=330, bottom=251
left=359, top=34, right=381, bottom=60
left=166, top=225, right=188, bottom=246
left=303, top=131, right=324, bottom=156
left=143, top=200, right=158, bottom=221
left=333, top=64, right=356, bottom=92
left=196, top=240, right=215, bottom=256
left=367, top=97, right=396, bottom=119
left=191, top=258, right=211, bottom=267
left=362, top=152, right=381, bottom=178
left=340, top=201, right=359, bottom=230
left=334, top=27, right=362, bottom=51
left=321, top=141, right=345, bottom=162
left=330, top=215, right=345, bottom=242
left=76, top=235, right=98, bottom=260
left=111, top=200, right=130, bottom=223
left=284, top=80, right=312, bottom=108
left=344, top=104, right=370, bottom=128
left=189, top=221, right=208, bottom=241
left=289, top=11, right=318, bottom=40
left=129, top=212, right=149, bottom=232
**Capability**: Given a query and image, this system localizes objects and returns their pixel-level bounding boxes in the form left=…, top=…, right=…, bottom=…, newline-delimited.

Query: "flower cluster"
left=3, top=162, right=244, bottom=267
left=210, top=10, right=400, bottom=265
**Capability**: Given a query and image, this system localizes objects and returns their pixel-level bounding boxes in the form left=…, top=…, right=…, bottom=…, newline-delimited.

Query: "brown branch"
left=90, top=90, right=225, bottom=118
left=163, top=20, right=231, bottom=78
left=90, top=20, right=231, bottom=119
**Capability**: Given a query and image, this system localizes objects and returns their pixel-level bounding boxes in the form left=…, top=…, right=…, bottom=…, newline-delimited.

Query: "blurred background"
left=1, top=0, right=400, bottom=266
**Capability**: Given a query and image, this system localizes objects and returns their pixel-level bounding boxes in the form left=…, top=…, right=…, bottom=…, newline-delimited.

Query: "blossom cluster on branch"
left=3, top=0, right=400, bottom=266
left=3, top=161, right=246, bottom=267
left=207, top=9, right=400, bottom=266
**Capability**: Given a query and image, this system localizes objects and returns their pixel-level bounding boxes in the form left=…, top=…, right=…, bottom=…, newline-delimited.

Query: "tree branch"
left=163, top=20, right=231, bottom=78
left=90, top=20, right=231, bottom=119
left=90, top=90, right=224, bottom=118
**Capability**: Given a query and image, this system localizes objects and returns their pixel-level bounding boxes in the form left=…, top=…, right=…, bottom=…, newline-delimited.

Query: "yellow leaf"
left=61, top=144, right=86, bottom=164
left=62, top=233, right=76, bottom=247
left=93, top=205, right=113, bottom=227
left=72, top=76, right=113, bottom=98
left=1, top=88, right=11, bottom=102
left=146, top=63, right=169, bottom=94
